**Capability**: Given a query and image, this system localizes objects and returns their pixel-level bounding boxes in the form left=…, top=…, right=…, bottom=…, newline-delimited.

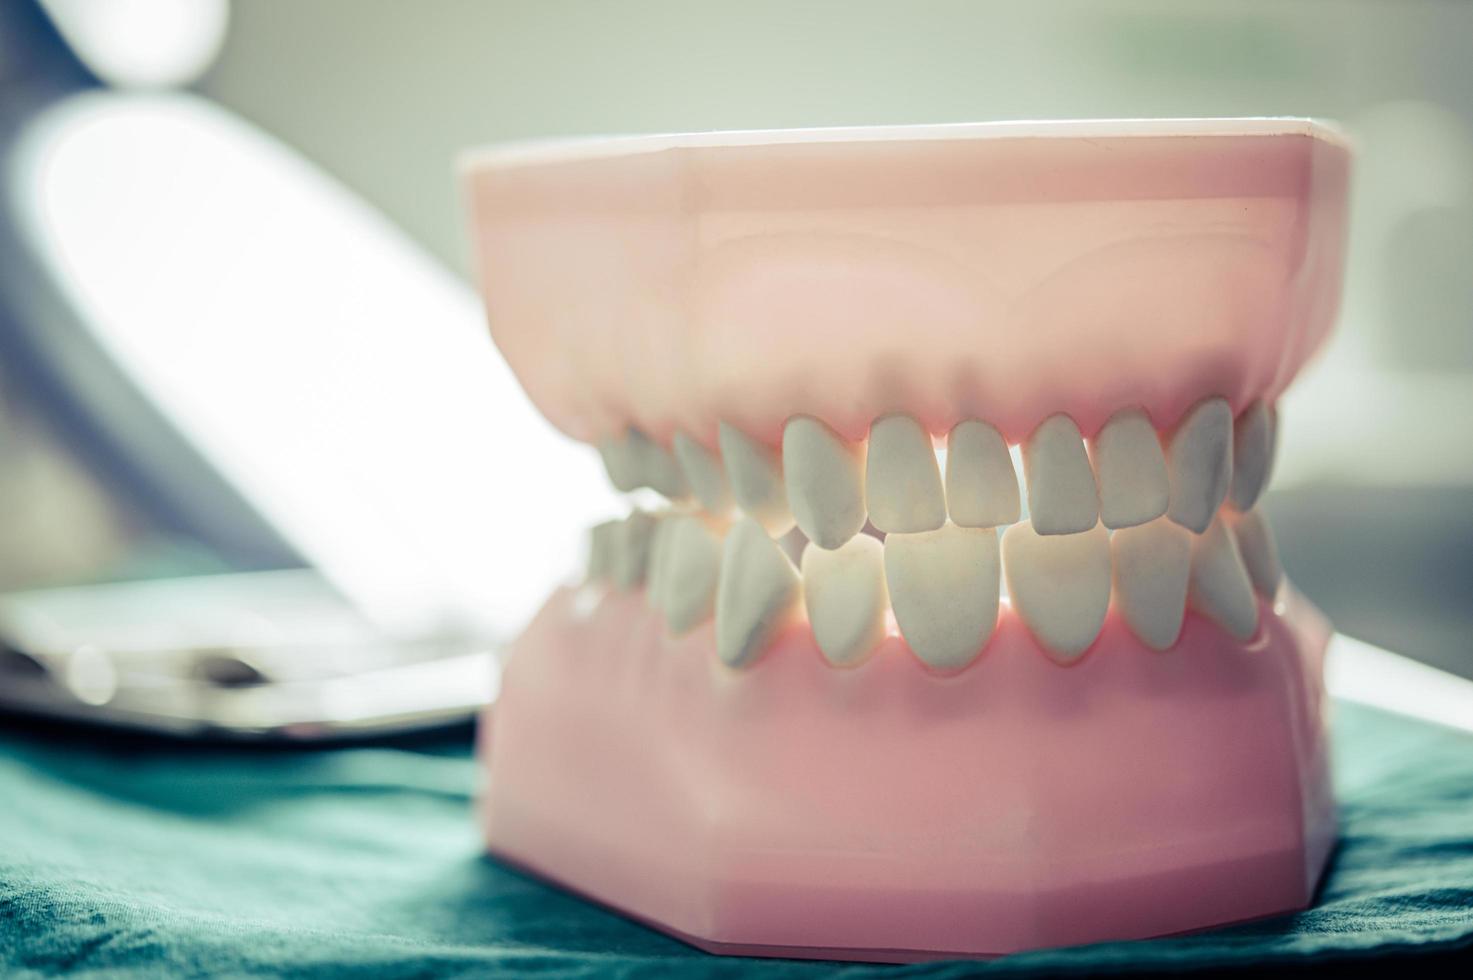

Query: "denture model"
left=461, top=119, right=1351, bottom=962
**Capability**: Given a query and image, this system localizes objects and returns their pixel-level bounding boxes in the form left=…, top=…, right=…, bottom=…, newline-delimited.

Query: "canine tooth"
left=1092, top=408, right=1169, bottom=529
left=716, top=518, right=801, bottom=668
left=1229, top=401, right=1277, bottom=511
left=783, top=416, right=867, bottom=550
left=802, top=534, right=888, bottom=667
left=673, top=432, right=732, bottom=514
left=597, top=432, right=640, bottom=492
left=945, top=420, right=1020, bottom=527
left=719, top=423, right=794, bottom=535
left=661, top=517, right=723, bottom=634
left=1022, top=414, right=1099, bottom=535
left=627, top=430, right=688, bottom=499
left=610, top=511, right=657, bottom=590
left=1167, top=398, right=1233, bottom=533
left=1189, top=516, right=1259, bottom=640
left=1110, top=518, right=1192, bottom=650
left=1232, top=509, right=1283, bottom=599
left=1002, top=520, right=1111, bottom=662
left=884, top=523, right=1000, bottom=671
left=866, top=414, right=946, bottom=534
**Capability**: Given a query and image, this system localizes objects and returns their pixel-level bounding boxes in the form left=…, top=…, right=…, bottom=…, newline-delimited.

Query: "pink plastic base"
left=479, top=587, right=1336, bottom=962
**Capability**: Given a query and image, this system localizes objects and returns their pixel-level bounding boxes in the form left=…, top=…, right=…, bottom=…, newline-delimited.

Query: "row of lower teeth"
left=585, top=506, right=1282, bottom=671
left=598, top=397, right=1277, bottom=546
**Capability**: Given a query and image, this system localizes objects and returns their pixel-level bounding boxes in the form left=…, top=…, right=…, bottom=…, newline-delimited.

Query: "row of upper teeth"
left=586, top=503, right=1283, bottom=671
left=598, top=397, right=1278, bottom=543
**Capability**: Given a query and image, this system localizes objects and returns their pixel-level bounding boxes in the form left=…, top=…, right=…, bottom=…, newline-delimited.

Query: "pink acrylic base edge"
left=478, top=586, right=1336, bottom=962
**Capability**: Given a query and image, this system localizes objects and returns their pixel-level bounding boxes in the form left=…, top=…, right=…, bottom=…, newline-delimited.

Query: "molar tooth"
left=1092, top=408, right=1169, bottom=529
left=1166, top=398, right=1233, bottom=533
left=802, top=534, right=888, bottom=667
left=627, top=430, right=688, bottom=500
left=1229, top=401, right=1277, bottom=511
left=716, top=518, right=801, bottom=668
left=661, top=517, right=723, bottom=634
left=1188, top=516, right=1259, bottom=640
left=866, top=414, right=946, bottom=533
left=610, top=511, right=657, bottom=590
left=783, top=416, right=867, bottom=550
left=1002, top=520, right=1111, bottom=663
left=1231, top=509, right=1283, bottom=599
left=587, top=520, right=620, bottom=582
left=597, top=432, right=640, bottom=492
left=645, top=515, right=677, bottom=611
left=884, top=522, right=999, bottom=671
left=1022, top=414, right=1099, bottom=535
left=673, top=432, right=733, bottom=514
left=719, top=423, right=794, bottom=535
left=1110, top=518, right=1192, bottom=651
left=945, top=420, right=1020, bottom=528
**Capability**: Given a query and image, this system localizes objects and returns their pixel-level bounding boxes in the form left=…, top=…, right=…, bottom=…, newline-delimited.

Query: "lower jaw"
left=478, top=583, right=1336, bottom=962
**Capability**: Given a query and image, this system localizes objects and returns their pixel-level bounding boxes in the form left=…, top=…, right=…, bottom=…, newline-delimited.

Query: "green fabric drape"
left=3, top=701, right=1471, bottom=977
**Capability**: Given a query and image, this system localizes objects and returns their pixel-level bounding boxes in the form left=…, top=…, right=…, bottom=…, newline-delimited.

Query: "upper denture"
left=464, top=120, right=1350, bottom=448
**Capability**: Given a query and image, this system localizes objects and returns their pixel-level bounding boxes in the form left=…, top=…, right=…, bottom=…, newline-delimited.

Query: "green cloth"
left=2, top=701, right=1471, bottom=978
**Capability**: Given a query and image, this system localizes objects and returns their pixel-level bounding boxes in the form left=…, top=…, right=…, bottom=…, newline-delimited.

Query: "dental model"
left=462, top=120, right=1350, bottom=961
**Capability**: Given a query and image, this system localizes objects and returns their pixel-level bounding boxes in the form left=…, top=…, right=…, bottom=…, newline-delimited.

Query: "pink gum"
left=463, top=123, right=1351, bottom=448
left=479, top=585, right=1336, bottom=960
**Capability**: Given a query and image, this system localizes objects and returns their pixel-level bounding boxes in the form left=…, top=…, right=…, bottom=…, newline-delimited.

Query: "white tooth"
left=645, top=515, right=677, bottom=610
left=1002, top=520, right=1111, bottom=662
left=587, top=520, right=620, bottom=582
left=1231, top=509, right=1283, bottom=599
left=1189, top=516, right=1259, bottom=640
left=1166, top=398, right=1233, bottom=533
left=597, top=432, right=640, bottom=492
left=716, top=518, right=801, bottom=668
left=783, top=416, right=866, bottom=550
left=661, top=517, right=723, bottom=634
left=884, top=522, right=999, bottom=671
left=1110, top=518, right=1191, bottom=650
left=1229, top=401, right=1277, bottom=511
left=866, top=414, right=946, bottom=533
left=627, top=430, right=688, bottom=499
left=945, top=420, right=1020, bottom=528
left=1091, top=408, right=1169, bottom=529
left=673, top=432, right=733, bottom=513
left=718, top=423, right=795, bottom=535
left=1022, top=414, right=1099, bottom=535
left=802, top=534, right=888, bottom=667
left=611, top=511, right=657, bottom=590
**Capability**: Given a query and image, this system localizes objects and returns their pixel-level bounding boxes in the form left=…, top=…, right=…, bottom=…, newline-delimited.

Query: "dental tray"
left=460, top=119, right=1352, bottom=961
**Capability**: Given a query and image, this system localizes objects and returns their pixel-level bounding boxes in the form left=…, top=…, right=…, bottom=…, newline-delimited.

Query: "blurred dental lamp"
left=0, top=0, right=617, bottom=662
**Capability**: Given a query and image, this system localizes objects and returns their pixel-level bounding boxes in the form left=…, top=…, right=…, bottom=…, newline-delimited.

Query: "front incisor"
left=945, top=420, right=1020, bottom=528
left=884, top=522, right=1000, bottom=671
left=802, top=534, right=888, bottom=667
left=1002, top=520, right=1111, bottom=662
left=866, top=414, right=946, bottom=534
left=1022, top=414, right=1099, bottom=535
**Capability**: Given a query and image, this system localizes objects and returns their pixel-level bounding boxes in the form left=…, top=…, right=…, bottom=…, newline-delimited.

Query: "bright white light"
left=13, top=92, right=620, bottom=637
left=1327, top=633, right=1473, bottom=736
left=40, top=0, right=229, bottom=89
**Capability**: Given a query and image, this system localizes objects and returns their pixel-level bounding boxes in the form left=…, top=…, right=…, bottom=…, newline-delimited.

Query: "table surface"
left=2, top=636, right=1471, bottom=978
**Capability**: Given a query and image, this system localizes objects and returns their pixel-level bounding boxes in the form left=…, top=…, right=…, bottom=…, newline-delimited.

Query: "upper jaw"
left=464, top=119, right=1351, bottom=448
